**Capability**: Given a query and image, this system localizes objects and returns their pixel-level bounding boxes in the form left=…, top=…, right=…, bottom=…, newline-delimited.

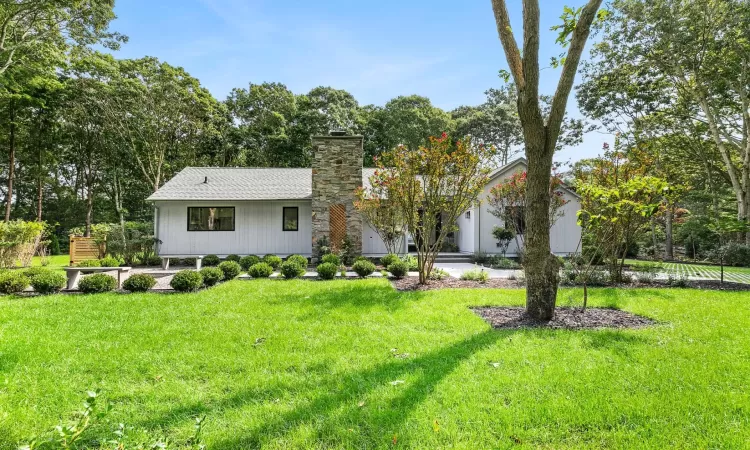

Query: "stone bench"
left=159, top=255, right=204, bottom=270
left=64, top=267, right=132, bottom=290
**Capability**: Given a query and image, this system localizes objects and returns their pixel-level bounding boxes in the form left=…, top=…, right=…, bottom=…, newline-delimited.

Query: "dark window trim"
left=283, top=206, right=299, bottom=231
left=187, top=206, right=236, bottom=232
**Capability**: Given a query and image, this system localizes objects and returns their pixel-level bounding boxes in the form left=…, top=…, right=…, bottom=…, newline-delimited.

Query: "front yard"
left=1, top=279, right=748, bottom=448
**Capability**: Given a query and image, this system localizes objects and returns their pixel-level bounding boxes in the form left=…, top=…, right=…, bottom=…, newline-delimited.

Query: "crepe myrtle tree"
left=490, top=0, right=606, bottom=320
left=369, top=134, right=491, bottom=284
left=487, top=171, right=569, bottom=255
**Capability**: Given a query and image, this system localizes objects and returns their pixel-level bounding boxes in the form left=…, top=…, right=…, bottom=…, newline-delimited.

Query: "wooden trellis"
left=329, top=204, right=347, bottom=252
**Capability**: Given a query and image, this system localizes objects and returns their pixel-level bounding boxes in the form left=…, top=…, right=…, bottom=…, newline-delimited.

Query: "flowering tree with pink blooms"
left=359, top=134, right=491, bottom=283
left=487, top=171, right=569, bottom=254
left=354, top=170, right=407, bottom=255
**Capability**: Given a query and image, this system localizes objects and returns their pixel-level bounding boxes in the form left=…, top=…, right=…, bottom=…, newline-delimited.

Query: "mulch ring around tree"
left=472, top=307, right=656, bottom=330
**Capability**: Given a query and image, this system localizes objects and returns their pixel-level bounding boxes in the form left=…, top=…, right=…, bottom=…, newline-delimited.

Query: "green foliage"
left=122, top=274, right=156, bottom=292
left=0, top=271, right=30, bottom=294
left=285, top=255, right=308, bottom=268
left=492, top=227, right=515, bottom=256
left=30, top=271, right=66, bottom=295
left=352, top=260, right=376, bottom=278
left=316, top=262, right=338, bottom=280
left=380, top=254, right=400, bottom=268
left=75, top=259, right=101, bottom=268
left=78, top=274, right=116, bottom=294
left=170, top=270, right=203, bottom=292
left=470, top=251, right=491, bottom=265
left=24, top=267, right=53, bottom=280
left=313, top=236, right=332, bottom=260
left=339, top=235, right=358, bottom=266
left=713, top=243, right=750, bottom=267
left=49, top=234, right=61, bottom=255
left=0, top=220, right=45, bottom=268
left=98, top=256, right=123, bottom=267
left=225, top=254, right=241, bottom=263
left=239, top=255, right=260, bottom=271
left=181, top=257, right=197, bottom=267
left=218, top=261, right=242, bottom=280
left=105, top=222, right=156, bottom=265
left=401, top=255, right=418, bottom=271
left=489, top=256, right=520, bottom=270
left=280, top=261, right=306, bottom=279
left=387, top=260, right=408, bottom=279
left=199, top=267, right=224, bottom=287
left=262, top=255, right=282, bottom=270
left=203, top=255, right=220, bottom=266
left=248, top=263, right=274, bottom=278
left=429, top=268, right=449, bottom=281
left=460, top=268, right=489, bottom=283
left=321, top=253, right=341, bottom=267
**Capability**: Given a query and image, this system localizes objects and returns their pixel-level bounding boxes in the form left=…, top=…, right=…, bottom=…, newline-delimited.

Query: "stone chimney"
left=311, top=132, right=364, bottom=257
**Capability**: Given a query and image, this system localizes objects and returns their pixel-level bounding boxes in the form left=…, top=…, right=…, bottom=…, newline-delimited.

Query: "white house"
left=147, top=133, right=581, bottom=259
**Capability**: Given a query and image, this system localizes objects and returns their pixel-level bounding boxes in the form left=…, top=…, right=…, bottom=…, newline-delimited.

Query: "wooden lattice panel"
left=69, top=237, right=103, bottom=265
left=329, top=204, right=347, bottom=251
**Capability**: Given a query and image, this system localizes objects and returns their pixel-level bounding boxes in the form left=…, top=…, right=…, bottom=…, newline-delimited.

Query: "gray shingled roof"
left=147, top=167, right=379, bottom=201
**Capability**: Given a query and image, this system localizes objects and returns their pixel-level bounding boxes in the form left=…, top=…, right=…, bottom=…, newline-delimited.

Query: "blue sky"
left=109, top=0, right=608, bottom=164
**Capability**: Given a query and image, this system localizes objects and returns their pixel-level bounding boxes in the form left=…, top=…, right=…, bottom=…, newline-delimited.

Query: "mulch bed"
left=391, top=277, right=750, bottom=292
left=472, top=306, right=656, bottom=330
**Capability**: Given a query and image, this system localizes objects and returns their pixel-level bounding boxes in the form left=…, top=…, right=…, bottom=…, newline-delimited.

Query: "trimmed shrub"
left=321, top=253, right=341, bottom=267
left=354, top=256, right=371, bottom=263
left=286, top=254, right=308, bottom=268
left=218, top=261, right=242, bottom=280
left=380, top=253, right=400, bottom=268
left=387, top=261, right=408, bottom=279
left=352, top=260, right=376, bottom=278
left=239, top=255, right=260, bottom=271
left=143, top=255, right=162, bottom=267
left=489, top=256, right=520, bottom=270
left=31, top=271, right=66, bottom=294
left=203, top=255, right=221, bottom=266
left=316, top=262, right=338, bottom=280
left=170, top=270, right=204, bottom=292
left=280, top=261, right=306, bottom=279
left=460, top=268, right=489, bottom=283
left=76, top=259, right=101, bottom=268
left=122, top=274, right=156, bottom=292
left=99, top=256, right=123, bottom=267
left=181, top=257, right=197, bottom=267
left=199, top=267, right=224, bottom=286
left=248, top=262, right=274, bottom=278
left=0, top=271, right=30, bottom=294
left=78, top=273, right=116, bottom=294
left=24, top=267, right=53, bottom=279
left=401, top=255, right=418, bottom=271
left=262, top=254, right=283, bottom=270
left=225, top=254, right=241, bottom=263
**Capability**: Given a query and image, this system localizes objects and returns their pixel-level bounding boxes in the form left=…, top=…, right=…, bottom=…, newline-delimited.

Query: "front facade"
left=148, top=136, right=581, bottom=258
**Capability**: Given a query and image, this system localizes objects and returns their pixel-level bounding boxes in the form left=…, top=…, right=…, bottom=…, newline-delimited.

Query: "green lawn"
left=1, top=280, right=749, bottom=449
left=626, top=258, right=750, bottom=283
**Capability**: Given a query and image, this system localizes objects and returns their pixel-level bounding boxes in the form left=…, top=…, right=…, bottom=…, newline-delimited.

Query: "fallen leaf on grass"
left=389, top=380, right=405, bottom=386
left=490, top=362, right=501, bottom=368
left=432, top=420, right=440, bottom=432
left=254, top=338, right=266, bottom=346
left=358, top=401, right=365, bottom=407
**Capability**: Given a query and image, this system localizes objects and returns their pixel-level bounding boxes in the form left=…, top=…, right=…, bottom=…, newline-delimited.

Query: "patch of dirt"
left=391, top=277, right=525, bottom=291
left=472, top=306, right=656, bottom=330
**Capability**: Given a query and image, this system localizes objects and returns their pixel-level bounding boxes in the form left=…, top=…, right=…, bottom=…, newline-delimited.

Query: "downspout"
left=153, top=204, right=160, bottom=255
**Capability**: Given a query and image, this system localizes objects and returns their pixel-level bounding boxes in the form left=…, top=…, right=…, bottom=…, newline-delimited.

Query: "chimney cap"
left=329, top=129, right=347, bottom=136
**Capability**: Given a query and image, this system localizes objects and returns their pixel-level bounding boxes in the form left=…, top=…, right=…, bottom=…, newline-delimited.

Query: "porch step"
left=428, top=253, right=473, bottom=263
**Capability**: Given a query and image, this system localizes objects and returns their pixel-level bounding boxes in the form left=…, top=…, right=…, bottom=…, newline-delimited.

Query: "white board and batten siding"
left=154, top=200, right=313, bottom=257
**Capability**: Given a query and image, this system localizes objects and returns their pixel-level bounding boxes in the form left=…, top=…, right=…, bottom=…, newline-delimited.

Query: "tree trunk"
left=5, top=98, right=15, bottom=222
left=665, top=208, right=674, bottom=260
left=523, top=135, right=561, bottom=321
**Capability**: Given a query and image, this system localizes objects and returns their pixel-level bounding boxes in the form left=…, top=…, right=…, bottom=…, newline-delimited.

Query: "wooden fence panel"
left=69, top=237, right=103, bottom=265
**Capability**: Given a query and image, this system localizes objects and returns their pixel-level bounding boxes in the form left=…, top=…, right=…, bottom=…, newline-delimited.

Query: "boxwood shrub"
left=170, top=270, right=203, bottom=292
left=24, top=267, right=53, bottom=279
left=316, top=262, right=338, bottom=280
left=30, top=271, right=67, bottom=294
left=262, top=254, right=283, bottom=270
left=203, top=255, right=221, bottom=267
left=199, top=267, right=224, bottom=287
left=225, top=254, right=241, bottom=263
left=280, top=261, right=306, bottom=279
left=78, top=274, right=117, bottom=294
left=76, top=259, right=101, bottom=268
left=285, top=254, right=308, bottom=268
left=380, top=254, right=399, bottom=268
left=99, top=256, right=123, bottom=267
left=321, top=253, right=341, bottom=267
left=239, top=255, right=260, bottom=271
left=352, top=260, right=376, bottom=278
left=218, top=261, right=242, bottom=280
left=387, top=260, right=408, bottom=279
left=122, top=274, right=157, bottom=292
left=248, top=262, right=274, bottom=278
left=0, top=271, right=30, bottom=294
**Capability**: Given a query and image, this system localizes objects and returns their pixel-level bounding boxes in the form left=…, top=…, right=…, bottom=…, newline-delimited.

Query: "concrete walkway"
left=432, top=262, right=520, bottom=279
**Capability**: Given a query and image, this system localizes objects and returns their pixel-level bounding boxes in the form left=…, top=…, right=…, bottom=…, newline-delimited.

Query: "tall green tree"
left=490, top=0, right=605, bottom=320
